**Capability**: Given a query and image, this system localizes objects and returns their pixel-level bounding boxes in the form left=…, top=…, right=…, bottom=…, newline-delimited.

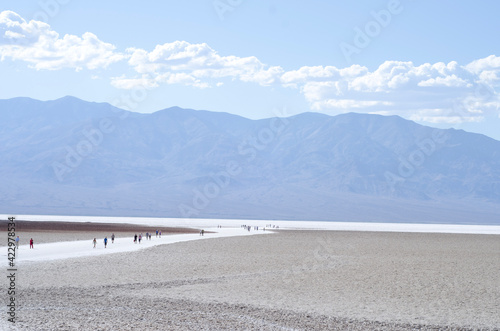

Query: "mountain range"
left=1, top=96, right=499, bottom=224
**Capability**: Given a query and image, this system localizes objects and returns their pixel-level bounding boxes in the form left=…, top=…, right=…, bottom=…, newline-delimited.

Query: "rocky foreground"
left=6, top=229, right=500, bottom=330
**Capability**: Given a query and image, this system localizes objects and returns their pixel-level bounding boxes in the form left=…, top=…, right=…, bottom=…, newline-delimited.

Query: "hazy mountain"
left=1, top=96, right=499, bottom=224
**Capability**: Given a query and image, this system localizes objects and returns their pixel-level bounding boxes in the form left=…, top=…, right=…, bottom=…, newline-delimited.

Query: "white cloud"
left=417, top=74, right=470, bottom=87
left=115, top=45, right=498, bottom=123
left=115, top=40, right=283, bottom=89
left=157, top=72, right=210, bottom=88
left=281, top=66, right=341, bottom=86
left=409, top=108, right=483, bottom=124
left=465, top=55, right=500, bottom=87
left=280, top=57, right=500, bottom=124
left=300, top=81, right=344, bottom=102
left=0, top=10, right=124, bottom=70
left=110, top=75, right=158, bottom=90
left=311, top=99, right=392, bottom=111
left=350, top=61, right=415, bottom=92
left=465, top=55, right=500, bottom=74
left=1, top=10, right=499, bottom=125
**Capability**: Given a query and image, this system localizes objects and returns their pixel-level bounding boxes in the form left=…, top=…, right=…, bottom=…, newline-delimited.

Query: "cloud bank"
left=0, top=11, right=124, bottom=71
left=1, top=10, right=499, bottom=123
left=110, top=41, right=283, bottom=89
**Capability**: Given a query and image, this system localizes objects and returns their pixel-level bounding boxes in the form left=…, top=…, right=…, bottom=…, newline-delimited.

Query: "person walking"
left=15, top=236, right=19, bottom=249
left=93, top=238, right=97, bottom=248
left=138, top=234, right=142, bottom=244
left=111, top=233, right=115, bottom=244
left=134, top=234, right=138, bottom=243
left=104, top=237, right=108, bottom=248
left=29, top=238, right=34, bottom=249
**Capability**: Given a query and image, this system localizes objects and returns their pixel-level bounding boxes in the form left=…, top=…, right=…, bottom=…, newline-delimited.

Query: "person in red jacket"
left=29, top=238, right=34, bottom=249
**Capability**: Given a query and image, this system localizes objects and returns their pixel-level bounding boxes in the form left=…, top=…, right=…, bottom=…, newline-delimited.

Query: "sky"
left=1, top=1, right=500, bottom=139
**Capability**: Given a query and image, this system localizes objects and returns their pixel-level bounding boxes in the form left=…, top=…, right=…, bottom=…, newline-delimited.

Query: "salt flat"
left=3, top=214, right=500, bottom=234
left=1, top=217, right=498, bottom=330
left=3, top=227, right=265, bottom=264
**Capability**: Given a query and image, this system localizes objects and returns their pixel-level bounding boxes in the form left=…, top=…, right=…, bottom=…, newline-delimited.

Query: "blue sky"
left=1, top=1, right=500, bottom=139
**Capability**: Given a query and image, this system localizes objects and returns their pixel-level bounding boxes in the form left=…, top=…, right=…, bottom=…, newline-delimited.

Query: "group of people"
left=133, top=230, right=159, bottom=243
left=92, top=230, right=164, bottom=247
left=134, top=233, right=145, bottom=243
left=241, top=224, right=279, bottom=232
left=13, top=236, right=34, bottom=249
left=241, top=225, right=254, bottom=232
left=93, top=233, right=115, bottom=248
left=14, top=229, right=169, bottom=251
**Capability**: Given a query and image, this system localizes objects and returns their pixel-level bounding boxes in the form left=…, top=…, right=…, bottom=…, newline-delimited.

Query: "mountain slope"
left=1, top=97, right=499, bottom=223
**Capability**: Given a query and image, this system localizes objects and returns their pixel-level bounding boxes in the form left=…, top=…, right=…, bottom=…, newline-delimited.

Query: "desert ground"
left=0, top=219, right=199, bottom=245
left=2, top=223, right=500, bottom=330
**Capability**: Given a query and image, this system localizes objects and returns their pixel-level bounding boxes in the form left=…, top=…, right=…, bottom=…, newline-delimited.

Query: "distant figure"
left=29, top=238, right=34, bottom=249
left=111, top=233, right=115, bottom=244
left=93, top=238, right=97, bottom=248
left=149, top=233, right=152, bottom=240
left=138, top=234, right=142, bottom=244
left=159, top=230, right=161, bottom=238
left=15, top=236, right=19, bottom=249
left=156, top=230, right=158, bottom=237
left=134, top=234, right=138, bottom=243
left=104, top=237, right=108, bottom=248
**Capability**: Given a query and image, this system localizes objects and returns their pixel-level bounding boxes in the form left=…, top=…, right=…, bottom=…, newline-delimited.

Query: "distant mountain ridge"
left=1, top=96, right=499, bottom=224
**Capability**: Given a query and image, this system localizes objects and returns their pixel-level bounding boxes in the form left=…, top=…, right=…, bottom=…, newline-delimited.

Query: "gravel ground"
left=3, top=230, right=499, bottom=330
